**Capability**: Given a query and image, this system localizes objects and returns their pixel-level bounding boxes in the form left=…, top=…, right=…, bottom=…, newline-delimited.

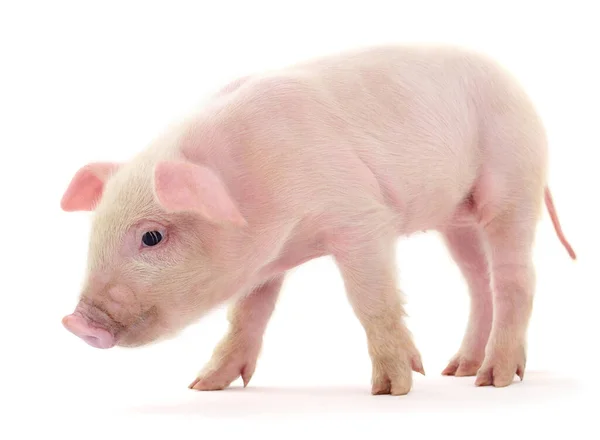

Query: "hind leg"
left=441, top=224, right=493, bottom=377
left=475, top=201, right=540, bottom=387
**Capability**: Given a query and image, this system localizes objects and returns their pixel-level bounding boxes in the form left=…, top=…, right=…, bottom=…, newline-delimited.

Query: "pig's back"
left=213, top=45, right=539, bottom=232
left=292, top=45, right=504, bottom=229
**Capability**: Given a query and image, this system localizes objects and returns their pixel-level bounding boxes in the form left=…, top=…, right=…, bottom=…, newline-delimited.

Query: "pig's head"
left=60, top=156, right=247, bottom=349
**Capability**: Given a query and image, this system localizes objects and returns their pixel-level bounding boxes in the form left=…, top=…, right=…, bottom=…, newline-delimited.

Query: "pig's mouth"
left=114, top=306, right=160, bottom=347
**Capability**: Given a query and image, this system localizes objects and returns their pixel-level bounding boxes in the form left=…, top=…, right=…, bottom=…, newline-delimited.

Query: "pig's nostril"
left=84, top=335, right=98, bottom=344
left=82, top=335, right=103, bottom=348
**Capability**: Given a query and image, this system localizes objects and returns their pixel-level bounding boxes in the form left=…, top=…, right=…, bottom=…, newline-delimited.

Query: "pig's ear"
left=153, top=161, right=247, bottom=226
left=60, top=162, right=121, bottom=211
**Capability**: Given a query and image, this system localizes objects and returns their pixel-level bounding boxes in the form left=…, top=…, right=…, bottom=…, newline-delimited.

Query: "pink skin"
left=441, top=225, right=492, bottom=376
left=59, top=45, right=577, bottom=394
left=62, top=314, right=115, bottom=349
left=189, top=275, right=284, bottom=391
left=60, top=162, right=120, bottom=211
left=331, top=223, right=425, bottom=395
left=61, top=160, right=257, bottom=349
left=474, top=205, right=537, bottom=386
left=154, top=161, right=247, bottom=227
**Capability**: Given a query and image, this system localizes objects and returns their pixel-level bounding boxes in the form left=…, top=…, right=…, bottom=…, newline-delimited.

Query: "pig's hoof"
left=474, top=348, right=526, bottom=387
left=189, top=359, right=257, bottom=391
left=188, top=376, right=226, bottom=391
left=371, top=365, right=412, bottom=396
left=442, top=355, right=482, bottom=377
left=370, top=353, right=421, bottom=396
left=189, top=333, right=261, bottom=392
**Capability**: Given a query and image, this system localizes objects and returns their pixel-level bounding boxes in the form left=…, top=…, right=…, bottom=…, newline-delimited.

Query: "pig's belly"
left=371, top=164, right=477, bottom=234
left=395, top=185, right=473, bottom=233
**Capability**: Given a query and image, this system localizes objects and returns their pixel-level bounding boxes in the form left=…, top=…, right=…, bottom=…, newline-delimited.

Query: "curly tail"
left=544, top=186, right=576, bottom=260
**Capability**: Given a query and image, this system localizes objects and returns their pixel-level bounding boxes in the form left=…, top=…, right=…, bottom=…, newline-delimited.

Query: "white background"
left=1, top=1, right=598, bottom=438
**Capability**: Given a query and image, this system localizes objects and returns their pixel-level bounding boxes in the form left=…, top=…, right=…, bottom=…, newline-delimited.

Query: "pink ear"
left=60, top=162, right=121, bottom=211
left=153, top=161, right=246, bottom=226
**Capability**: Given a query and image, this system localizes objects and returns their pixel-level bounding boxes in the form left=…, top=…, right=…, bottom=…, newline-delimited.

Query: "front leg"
left=189, top=275, right=284, bottom=391
left=333, top=227, right=424, bottom=396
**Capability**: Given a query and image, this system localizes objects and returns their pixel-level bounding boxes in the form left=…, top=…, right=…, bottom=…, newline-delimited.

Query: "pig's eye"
left=142, top=231, right=163, bottom=247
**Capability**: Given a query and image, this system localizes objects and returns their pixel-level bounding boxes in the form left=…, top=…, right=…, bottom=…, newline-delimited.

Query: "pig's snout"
left=62, top=314, right=115, bottom=349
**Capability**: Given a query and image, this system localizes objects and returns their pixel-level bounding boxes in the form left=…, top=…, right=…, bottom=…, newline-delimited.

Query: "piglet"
left=60, top=44, right=576, bottom=395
